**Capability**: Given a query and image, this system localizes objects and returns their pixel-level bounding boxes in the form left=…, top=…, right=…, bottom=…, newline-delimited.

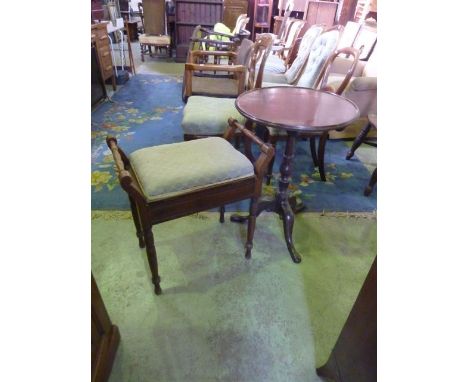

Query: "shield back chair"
left=138, top=0, right=172, bottom=60
left=263, top=19, right=306, bottom=74
left=182, top=35, right=273, bottom=141
left=106, top=118, right=275, bottom=295
left=264, top=46, right=361, bottom=184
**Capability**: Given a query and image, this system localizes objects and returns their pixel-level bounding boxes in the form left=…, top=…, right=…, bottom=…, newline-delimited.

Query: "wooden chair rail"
left=185, top=63, right=246, bottom=73
left=189, top=49, right=238, bottom=60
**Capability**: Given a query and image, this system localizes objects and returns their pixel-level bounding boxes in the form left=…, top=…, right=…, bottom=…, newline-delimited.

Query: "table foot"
left=280, top=200, right=302, bottom=263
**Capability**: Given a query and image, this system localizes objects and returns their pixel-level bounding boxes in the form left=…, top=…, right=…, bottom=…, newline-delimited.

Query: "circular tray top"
left=235, top=87, right=360, bottom=132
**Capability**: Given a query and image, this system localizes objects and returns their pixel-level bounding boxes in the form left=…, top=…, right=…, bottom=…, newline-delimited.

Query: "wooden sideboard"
left=303, top=0, right=338, bottom=28
left=223, top=0, right=248, bottom=30
left=91, top=23, right=116, bottom=90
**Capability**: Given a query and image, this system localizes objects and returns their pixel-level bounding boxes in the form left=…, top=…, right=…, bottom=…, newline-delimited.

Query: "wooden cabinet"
left=303, top=0, right=338, bottom=28
left=223, top=0, right=248, bottom=30
left=174, top=0, right=223, bottom=62
left=92, top=274, right=120, bottom=382
left=252, top=0, right=273, bottom=39
left=91, top=23, right=116, bottom=90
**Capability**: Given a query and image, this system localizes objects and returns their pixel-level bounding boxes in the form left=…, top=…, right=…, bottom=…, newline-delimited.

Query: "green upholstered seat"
left=182, top=96, right=246, bottom=136
left=129, top=137, right=254, bottom=202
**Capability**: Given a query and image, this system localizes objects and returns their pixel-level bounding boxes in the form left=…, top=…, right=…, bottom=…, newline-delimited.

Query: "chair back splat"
left=248, top=34, right=274, bottom=90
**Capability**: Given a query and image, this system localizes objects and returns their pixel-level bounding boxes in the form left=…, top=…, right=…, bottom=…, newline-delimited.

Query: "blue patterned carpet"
left=91, top=74, right=376, bottom=212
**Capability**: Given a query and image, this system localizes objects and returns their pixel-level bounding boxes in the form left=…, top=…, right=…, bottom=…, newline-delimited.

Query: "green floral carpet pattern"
left=91, top=74, right=376, bottom=212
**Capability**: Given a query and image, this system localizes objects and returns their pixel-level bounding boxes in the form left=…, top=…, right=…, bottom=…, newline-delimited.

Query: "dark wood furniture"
left=91, top=23, right=116, bottom=91
left=92, top=274, right=120, bottom=382
left=346, top=113, right=377, bottom=196
left=231, top=86, right=359, bottom=263
left=106, top=119, right=274, bottom=295
left=252, top=0, right=274, bottom=40
left=223, top=0, right=249, bottom=30
left=317, top=257, right=377, bottom=382
left=125, top=19, right=139, bottom=41
left=92, top=42, right=107, bottom=107
left=174, top=0, right=224, bottom=62
left=303, top=0, right=338, bottom=29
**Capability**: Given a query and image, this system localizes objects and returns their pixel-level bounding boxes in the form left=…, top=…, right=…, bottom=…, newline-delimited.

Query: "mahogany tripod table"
left=231, top=87, right=359, bottom=263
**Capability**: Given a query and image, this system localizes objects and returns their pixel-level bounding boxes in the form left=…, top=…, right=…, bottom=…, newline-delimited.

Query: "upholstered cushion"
left=182, top=96, right=246, bottom=136
left=129, top=137, right=254, bottom=202
left=296, top=30, right=340, bottom=89
left=263, top=54, right=287, bottom=74
left=261, top=81, right=292, bottom=88
left=261, top=72, right=289, bottom=84
left=284, top=25, right=323, bottom=84
left=139, top=34, right=171, bottom=45
left=192, top=76, right=240, bottom=97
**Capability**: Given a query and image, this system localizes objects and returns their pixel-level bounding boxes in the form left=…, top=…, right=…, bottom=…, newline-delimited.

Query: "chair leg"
left=309, top=136, right=319, bottom=168
left=140, top=44, right=144, bottom=62
left=129, top=197, right=145, bottom=248
left=364, top=168, right=377, bottom=196
left=219, top=206, right=225, bottom=223
left=318, top=132, right=328, bottom=181
left=266, top=136, right=277, bottom=185
left=142, top=225, right=162, bottom=295
left=245, top=198, right=258, bottom=259
left=346, top=122, right=372, bottom=160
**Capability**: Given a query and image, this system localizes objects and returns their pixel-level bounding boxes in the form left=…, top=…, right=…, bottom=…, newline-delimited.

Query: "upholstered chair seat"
left=129, top=137, right=254, bottom=201
left=182, top=96, right=246, bottom=136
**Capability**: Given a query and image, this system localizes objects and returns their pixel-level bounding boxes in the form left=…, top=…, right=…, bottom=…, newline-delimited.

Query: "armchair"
left=182, top=35, right=273, bottom=140
left=106, top=118, right=275, bottom=295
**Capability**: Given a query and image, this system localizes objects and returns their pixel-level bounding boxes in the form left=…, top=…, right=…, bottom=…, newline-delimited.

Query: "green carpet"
left=92, top=211, right=376, bottom=382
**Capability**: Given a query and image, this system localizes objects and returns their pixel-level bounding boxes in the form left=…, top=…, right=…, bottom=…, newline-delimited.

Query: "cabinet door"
left=223, top=0, right=248, bottom=30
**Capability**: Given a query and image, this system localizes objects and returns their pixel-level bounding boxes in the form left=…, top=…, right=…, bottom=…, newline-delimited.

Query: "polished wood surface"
left=91, top=23, right=116, bottom=91
left=223, top=0, right=248, bottom=30
left=235, top=87, right=360, bottom=133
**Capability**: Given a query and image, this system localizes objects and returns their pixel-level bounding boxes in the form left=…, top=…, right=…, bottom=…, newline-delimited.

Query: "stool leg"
left=129, top=197, right=145, bottom=248
left=142, top=225, right=162, bottom=295
left=219, top=206, right=225, bottom=223
left=364, top=168, right=377, bottom=196
left=140, top=44, right=144, bottom=62
left=245, top=197, right=258, bottom=259
left=318, top=132, right=328, bottom=181
left=309, top=136, right=319, bottom=167
left=346, top=122, right=372, bottom=160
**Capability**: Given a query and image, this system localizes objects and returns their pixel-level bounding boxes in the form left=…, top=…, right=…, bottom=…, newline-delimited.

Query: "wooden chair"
left=263, top=18, right=306, bottom=74
left=106, top=119, right=274, bottom=295
left=138, top=0, right=172, bottom=60
left=264, top=46, right=361, bottom=184
left=182, top=35, right=273, bottom=140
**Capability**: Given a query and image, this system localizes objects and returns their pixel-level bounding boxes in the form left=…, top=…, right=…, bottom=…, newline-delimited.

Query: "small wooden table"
left=231, top=87, right=359, bottom=263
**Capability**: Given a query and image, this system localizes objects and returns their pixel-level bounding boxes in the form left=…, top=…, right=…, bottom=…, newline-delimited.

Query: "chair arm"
left=189, top=50, right=237, bottom=62
left=225, top=118, right=275, bottom=191
left=106, top=136, right=146, bottom=203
